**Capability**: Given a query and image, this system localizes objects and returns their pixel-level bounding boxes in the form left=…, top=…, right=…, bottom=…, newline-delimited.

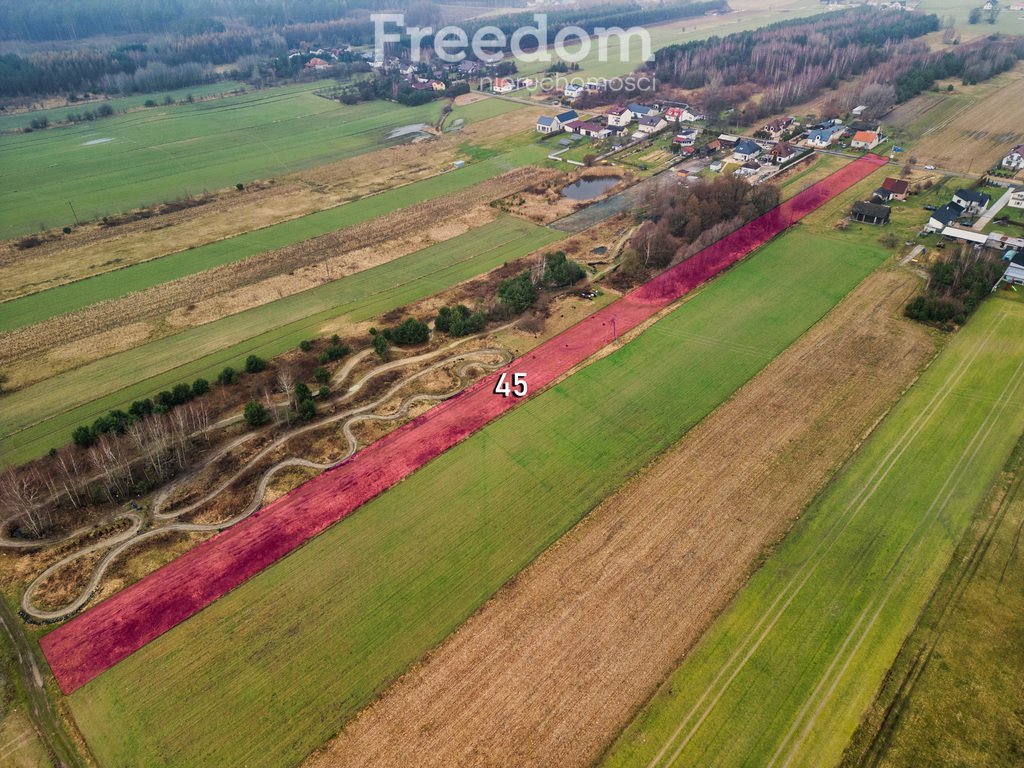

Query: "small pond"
left=561, top=176, right=621, bottom=201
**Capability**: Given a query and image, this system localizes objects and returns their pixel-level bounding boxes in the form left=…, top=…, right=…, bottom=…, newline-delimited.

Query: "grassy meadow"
left=0, top=81, right=249, bottom=133
left=601, top=292, right=1024, bottom=768
left=67, top=226, right=890, bottom=768
left=0, top=216, right=561, bottom=466
left=0, top=83, right=447, bottom=239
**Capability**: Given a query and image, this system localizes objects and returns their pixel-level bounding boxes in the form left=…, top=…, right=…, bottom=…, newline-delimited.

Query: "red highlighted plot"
left=41, top=153, right=886, bottom=695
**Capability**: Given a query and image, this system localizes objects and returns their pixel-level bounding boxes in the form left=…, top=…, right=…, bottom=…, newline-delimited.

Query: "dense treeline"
left=652, top=8, right=939, bottom=121
left=0, top=0, right=387, bottom=41
left=617, top=177, right=779, bottom=284
left=905, top=246, right=1004, bottom=327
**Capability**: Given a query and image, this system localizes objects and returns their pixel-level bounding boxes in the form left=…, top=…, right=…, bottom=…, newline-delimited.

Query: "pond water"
left=561, top=176, right=621, bottom=201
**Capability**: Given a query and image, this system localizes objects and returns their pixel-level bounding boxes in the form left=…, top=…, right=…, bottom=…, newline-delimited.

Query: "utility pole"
left=67, top=200, right=80, bottom=225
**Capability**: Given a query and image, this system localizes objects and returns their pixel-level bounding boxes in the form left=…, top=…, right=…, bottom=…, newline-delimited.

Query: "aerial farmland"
left=0, top=0, right=1022, bottom=766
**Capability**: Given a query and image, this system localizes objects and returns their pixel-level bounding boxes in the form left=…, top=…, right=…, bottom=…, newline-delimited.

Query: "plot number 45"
left=494, top=372, right=527, bottom=398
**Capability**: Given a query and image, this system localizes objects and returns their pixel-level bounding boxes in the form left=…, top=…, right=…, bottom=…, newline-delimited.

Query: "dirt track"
left=302, top=269, right=936, bottom=768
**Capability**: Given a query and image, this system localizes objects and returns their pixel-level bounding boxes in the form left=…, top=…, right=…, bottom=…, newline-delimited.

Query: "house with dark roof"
left=805, top=124, right=845, bottom=148
left=769, top=142, right=800, bottom=164
left=926, top=202, right=964, bottom=232
left=852, top=201, right=891, bottom=225
left=626, top=103, right=655, bottom=117
left=880, top=177, right=910, bottom=200
left=606, top=105, right=632, bottom=127
left=952, top=188, right=991, bottom=215
left=555, top=110, right=579, bottom=125
left=733, top=139, right=762, bottom=162
left=564, top=119, right=607, bottom=138
left=637, top=115, right=667, bottom=134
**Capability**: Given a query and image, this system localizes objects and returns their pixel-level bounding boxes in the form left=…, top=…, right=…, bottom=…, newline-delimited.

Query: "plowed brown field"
left=303, top=268, right=936, bottom=768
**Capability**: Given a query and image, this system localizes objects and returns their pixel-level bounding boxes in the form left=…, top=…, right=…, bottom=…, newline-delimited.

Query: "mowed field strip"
left=59, top=158, right=886, bottom=767
left=602, top=292, right=1024, bottom=768
left=0, top=154, right=532, bottom=332
left=0, top=83, right=447, bottom=239
left=302, top=269, right=936, bottom=768
left=0, top=216, right=562, bottom=466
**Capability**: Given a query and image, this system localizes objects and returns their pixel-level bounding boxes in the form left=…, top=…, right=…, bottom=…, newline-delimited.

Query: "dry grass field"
left=0, top=167, right=555, bottom=371
left=887, top=67, right=1024, bottom=174
left=302, top=267, right=936, bottom=768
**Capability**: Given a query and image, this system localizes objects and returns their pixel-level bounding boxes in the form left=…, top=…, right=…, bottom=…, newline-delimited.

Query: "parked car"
left=924, top=205, right=938, bottom=211
left=924, top=164, right=936, bottom=170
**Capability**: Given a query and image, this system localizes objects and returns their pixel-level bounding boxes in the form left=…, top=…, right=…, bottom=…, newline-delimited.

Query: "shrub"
left=191, top=378, right=209, bottom=396
left=543, top=251, right=585, bottom=287
left=62, top=226, right=72, bottom=234
left=217, top=366, right=238, bottom=385
left=313, top=367, right=330, bottom=384
left=299, top=339, right=313, bottom=352
left=373, top=333, right=390, bottom=360
left=318, top=385, right=330, bottom=399
left=294, top=382, right=312, bottom=403
left=298, top=398, right=317, bottom=421
left=245, top=355, right=267, bottom=373
left=436, top=305, right=486, bottom=336
left=243, top=400, right=269, bottom=427
left=385, top=317, right=430, bottom=345
left=72, top=425, right=97, bottom=448
left=235, top=182, right=244, bottom=191
left=498, top=271, right=539, bottom=314
left=318, top=344, right=350, bottom=364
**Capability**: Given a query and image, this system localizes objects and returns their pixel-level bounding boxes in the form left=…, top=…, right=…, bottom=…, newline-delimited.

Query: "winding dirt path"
left=19, top=346, right=509, bottom=623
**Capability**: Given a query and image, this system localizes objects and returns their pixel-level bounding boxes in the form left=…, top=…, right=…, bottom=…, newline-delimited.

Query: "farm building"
left=536, top=116, right=560, bottom=134
left=851, top=201, right=891, bottom=225
left=606, top=106, right=632, bottom=127
left=637, top=115, right=667, bottom=134
left=926, top=202, right=964, bottom=232
left=851, top=130, right=883, bottom=149
left=1002, top=145, right=1024, bottom=171
left=733, top=139, right=762, bottom=162
left=940, top=226, right=988, bottom=246
left=717, top=134, right=740, bottom=146
left=952, top=188, right=991, bottom=215
left=1003, top=250, right=1024, bottom=284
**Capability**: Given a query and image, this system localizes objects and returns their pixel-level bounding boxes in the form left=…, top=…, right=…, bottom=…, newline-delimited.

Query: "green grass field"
left=0, top=154, right=527, bottom=332
left=601, top=292, right=1024, bottom=768
left=0, top=81, right=249, bottom=134
left=66, top=226, right=890, bottom=768
left=0, top=84, right=446, bottom=239
left=840, top=426, right=1024, bottom=768
left=0, top=216, right=561, bottom=466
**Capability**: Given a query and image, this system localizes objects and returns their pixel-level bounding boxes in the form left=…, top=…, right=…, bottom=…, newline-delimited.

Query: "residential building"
left=556, top=110, right=579, bottom=125
left=626, top=103, right=655, bottom=118
left=1003, top=250, right=1024, bottom=285
left=851, top=130, right=883, bottom=149
left=761, top=117, right=795, bottom=139
left=564, top=120, right=607, bottom=138
left=1003, top=145, right=1024, bottom=171
left=492, top=77, right=515, bottom=94
left=733, top=139, right=762, bottom=162
left=637, top=115, right=667, bottom=134
left=735, top=160, right=761, bottom=177
left=926, top=202, right=964, bottom=232
left=879, top=177, right=910, bottom=201
left=536, top=115, right=559, bottom=134
left=305, top=57, right=330, bottom=70
left=805, top=125, right=845, bottom=147
left=606, top=106, right=632, bottom=128
left=769, top=142, right=800, bottom=164
left=564, top=83, right=584, bottom=100
left=1009, top=189, right=1024, bottom=209
left=709, top=160, right=724, bottom=172
left=952, top=188, right=991, bottom=215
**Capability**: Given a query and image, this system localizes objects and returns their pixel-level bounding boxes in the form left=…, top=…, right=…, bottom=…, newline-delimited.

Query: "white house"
left=926, top=202, right=964, bottom=232
left=637, top=115, right=667, bottom=134
left=564, top=83, right=584, bottom=101
left=1003, top=145, right=1024, bottom=171
left=536, top=115, right=560, bottom=134
left=851, top=130, right=883, bottom=150
left=492, top=77, right=515, bottom=94
left=606, top=106, right=632, bottom=128
left=1004, top=250, right=1024, bottom=284
left=733, top=139, right=762, bottom=162
left=627, top=103, right=656, bottom=118
left=1009, top=189, right=1024, bottom=209
left=952, top=188, right=991, bottom=215
left=805, top=125, right=845, bottom=148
